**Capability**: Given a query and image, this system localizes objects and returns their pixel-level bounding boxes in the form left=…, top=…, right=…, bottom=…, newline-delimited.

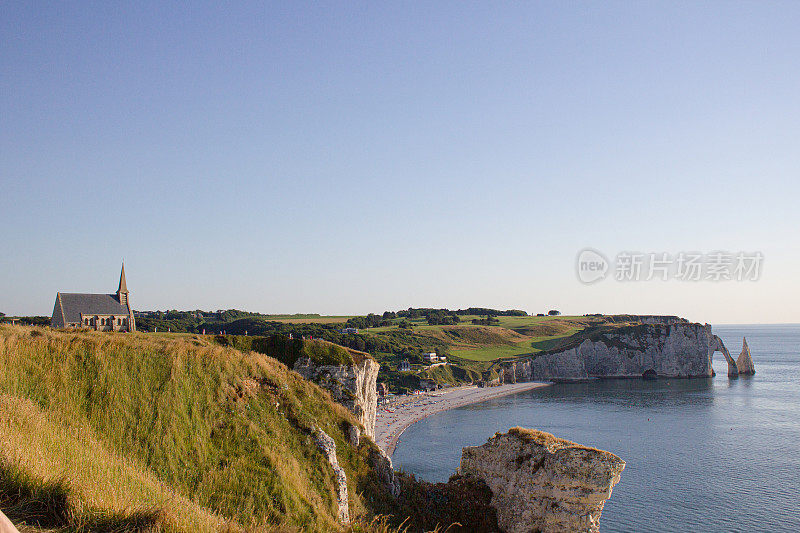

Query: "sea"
left=392, top=324, right=800, bottom=532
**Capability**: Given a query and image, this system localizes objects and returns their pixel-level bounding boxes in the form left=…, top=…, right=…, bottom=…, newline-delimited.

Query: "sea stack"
left=736, top=337, right=756, bottom=375
left=458, top=428, right=625, bottom=533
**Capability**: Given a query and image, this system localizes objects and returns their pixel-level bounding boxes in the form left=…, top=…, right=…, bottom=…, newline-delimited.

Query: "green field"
left=449, top=327, right=583, bottom=361
left=449, top=340, right=536, bottom=361
left=363, top=315, right=597, bottom=363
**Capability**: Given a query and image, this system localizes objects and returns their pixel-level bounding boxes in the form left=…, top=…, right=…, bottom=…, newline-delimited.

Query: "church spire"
left=117, top=261, right=128, bottom=299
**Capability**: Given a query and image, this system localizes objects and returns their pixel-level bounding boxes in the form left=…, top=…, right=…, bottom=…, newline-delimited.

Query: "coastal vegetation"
left=0, top=325, right=397, bottom=532
left=134, top=310, right=349, bottom=333
left=94, top=310, right=675, bottom=391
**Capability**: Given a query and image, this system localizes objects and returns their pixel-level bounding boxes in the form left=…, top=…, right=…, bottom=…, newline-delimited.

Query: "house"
left=423, top=352, right=438, bottom=363
left=341, top=327, right=359, bottom=334
left=50, top=264, right=136, bottom=332
left=398, top=359, right=411, bottom=372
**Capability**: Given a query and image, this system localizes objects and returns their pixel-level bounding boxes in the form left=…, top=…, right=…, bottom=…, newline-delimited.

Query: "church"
left=51, top=264, right=136, bottom=332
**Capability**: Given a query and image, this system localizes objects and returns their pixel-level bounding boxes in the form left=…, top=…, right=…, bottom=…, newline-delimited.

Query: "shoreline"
left=374, top=381, right=552, bottom=456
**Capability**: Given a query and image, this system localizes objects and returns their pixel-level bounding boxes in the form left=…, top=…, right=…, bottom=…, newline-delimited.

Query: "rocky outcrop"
left=458, top=428, right=625, bottom=533
left=736, top=337, right=755, bottom=375
left=346, top=422, right=361, bottom=447
left=501, top=362, right=517, bottom=384
left=499, top=322, right=736, bottom=380
left=312, top=427, right=350, bottom=525
left=295, top=357, right=379, bottom=438
left=368, top=444, right=400, bottom=497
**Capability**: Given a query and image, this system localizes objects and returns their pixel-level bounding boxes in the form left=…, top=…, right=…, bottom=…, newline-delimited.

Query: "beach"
left=375, top=381, right=551, bottom=456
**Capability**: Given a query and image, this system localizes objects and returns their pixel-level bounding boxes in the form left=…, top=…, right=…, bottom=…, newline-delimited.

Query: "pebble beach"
left=374, top=381, right=551, bottom=456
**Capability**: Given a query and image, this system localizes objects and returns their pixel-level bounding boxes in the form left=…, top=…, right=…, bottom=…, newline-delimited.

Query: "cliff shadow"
left=0, top=462, right=160, bottom=531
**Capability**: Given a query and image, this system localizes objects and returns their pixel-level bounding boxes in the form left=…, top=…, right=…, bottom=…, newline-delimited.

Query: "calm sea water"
left=393, top=325, right=800, bottom=532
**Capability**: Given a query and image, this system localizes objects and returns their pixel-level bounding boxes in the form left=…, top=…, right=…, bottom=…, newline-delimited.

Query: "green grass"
left=529, top=328, right=583, bottom=352
left=0, top=395, right=225, bottom=532
left=0, top=326, right=395, bottom=532
left=450, top=340, right=536, bottom=361
left=369, top=317, right=593, bottom=362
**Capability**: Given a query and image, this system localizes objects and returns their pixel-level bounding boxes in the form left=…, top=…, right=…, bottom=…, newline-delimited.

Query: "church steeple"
left=117, top=262, right=129, bottom=306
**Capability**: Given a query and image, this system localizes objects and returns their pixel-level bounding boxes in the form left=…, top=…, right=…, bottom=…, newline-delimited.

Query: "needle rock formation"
left=736, top=337, right=756, bottom=375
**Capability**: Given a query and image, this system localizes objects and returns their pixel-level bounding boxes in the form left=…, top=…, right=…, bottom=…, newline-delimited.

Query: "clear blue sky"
left=2, top=2, right=799, bottom=323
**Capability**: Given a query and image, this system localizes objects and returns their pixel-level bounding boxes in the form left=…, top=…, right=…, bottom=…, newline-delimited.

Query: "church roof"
left=57, top=293, right=129, bottom=324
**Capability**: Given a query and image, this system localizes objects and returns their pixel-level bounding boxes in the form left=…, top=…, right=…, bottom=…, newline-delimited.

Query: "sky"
left=2, top=1, right=799, bottom=324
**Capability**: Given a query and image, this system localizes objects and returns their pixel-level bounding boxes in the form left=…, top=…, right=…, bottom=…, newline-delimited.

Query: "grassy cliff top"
left=210, top=333, right=372, bottom=367
left=365, top=314, right=686, bottom=363
left=507, top=427, right=600, bottom=452
left=0, top=326, right=390, bottom=532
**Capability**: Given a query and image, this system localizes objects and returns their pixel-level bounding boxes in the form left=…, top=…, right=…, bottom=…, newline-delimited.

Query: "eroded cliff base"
left=393, top=473, right=501, bottom=532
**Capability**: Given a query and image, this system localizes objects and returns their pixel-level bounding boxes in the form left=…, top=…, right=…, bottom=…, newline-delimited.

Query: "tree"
left=426, top=310, right=460, bottom=325
left=548, top=309, right=561, bottom=316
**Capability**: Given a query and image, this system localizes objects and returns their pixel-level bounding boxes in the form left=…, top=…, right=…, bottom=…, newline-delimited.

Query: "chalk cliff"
left=312, top=427, right=350, bottom=525
left=294, top=356, right=380, bottom=438
left=458, top=428, right=625, bottom=533
left=499, top=322, right=738, bottom=380
left=736, top=337, right=756, bottom=375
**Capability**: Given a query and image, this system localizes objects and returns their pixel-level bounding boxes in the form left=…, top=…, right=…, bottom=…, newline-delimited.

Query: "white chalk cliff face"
left=294, top=357, right=380, bottom=438
left=312, top=427, right=350, bottom=525
left=458, top=428, right=625, bottom=533
left=502, top=322, right=742, bottom=380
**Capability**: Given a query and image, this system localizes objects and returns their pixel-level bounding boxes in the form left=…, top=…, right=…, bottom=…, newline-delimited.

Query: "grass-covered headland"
left=113, top=309, right=682, bottom=393
left=0, top=325, right=400, bottom=532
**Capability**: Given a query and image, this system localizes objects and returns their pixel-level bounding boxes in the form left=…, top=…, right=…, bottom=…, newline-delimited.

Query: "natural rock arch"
left=709, top=335, right=738, bottom=377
